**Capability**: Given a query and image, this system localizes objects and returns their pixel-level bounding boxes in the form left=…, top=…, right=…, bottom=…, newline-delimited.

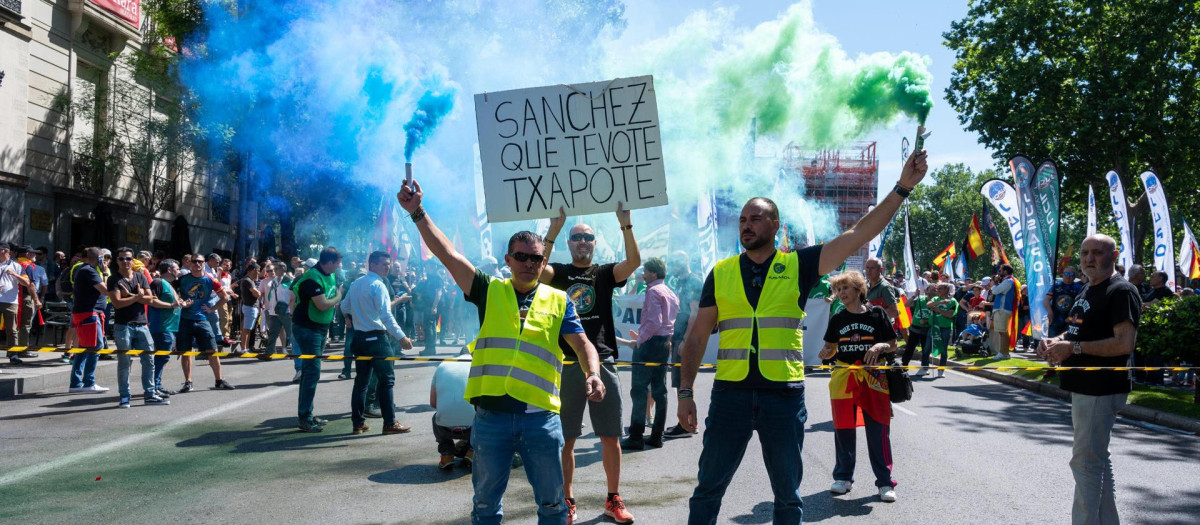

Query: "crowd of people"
left=0, top=142, right=1181, bottom=525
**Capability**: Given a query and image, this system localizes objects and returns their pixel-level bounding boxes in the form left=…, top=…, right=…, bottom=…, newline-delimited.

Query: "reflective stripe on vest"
left=464, top=278, right=567, bottom=412
left=713, top=251, right=807, bottom=382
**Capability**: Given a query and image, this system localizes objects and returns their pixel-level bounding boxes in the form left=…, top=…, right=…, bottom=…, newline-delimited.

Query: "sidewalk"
left=943, top=347, right=1200, bottom=435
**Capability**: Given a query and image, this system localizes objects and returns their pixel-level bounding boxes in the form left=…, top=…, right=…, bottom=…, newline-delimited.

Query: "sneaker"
left=462, top=449, right=474, bottom=467
left=830, top=480, right=853, bottom=495
left=58, top=355, right=72, bottom=364
left=511, top=455, right=523, bottom=469
left=936, top=370, right=945, bottom=378
left=298, top=420, right=325, bottom=433
left=118, top=397, right=131, bottom=409
left=363, top=407, right=383, bottom=418
left=566, top=499, right=577, bottom=525
left=352, top=424, right=371, bottom=435
left=179, top=381, right=194, bottom=393
left=155, top=389, right=174, bottom=398
left=604, top=495, right=634, bottom=524
left=663, top=424, right=692, bottom=439
left=913, top=368, right=928, bottom=377
left=68, top=386, right=85, bottom=393
left=878, top=486, right=897, bottom=502
left=336, top=372, right=351, bottom=380
left=291, top=371, right=302, bottom=383
left=79, top=385, right=109, bottom=394
left=382, top=422, right=412, bottom=435
left=214, top=380, right=235, bottom=390
left=620, top=437, right=645, bottom=451
left=645, top=436, right=664, bottom=449
left=8, top=356, right=22, bottom=365
left=144, top=395, right=170, bottom=406
left=439, top=454, right=455, bottom=470
left=20, top=350, right=39, bottom=358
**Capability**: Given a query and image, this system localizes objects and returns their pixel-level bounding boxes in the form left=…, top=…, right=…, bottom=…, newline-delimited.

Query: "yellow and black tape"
left=6, top=346, right=1197, bottom=372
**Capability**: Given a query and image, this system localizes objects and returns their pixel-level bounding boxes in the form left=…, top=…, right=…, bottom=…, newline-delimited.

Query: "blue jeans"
left=1071, top=393, right=1126, bottom=525
left=833, top=410, right=895, bottom=487
left=114, top=324, right=155, bottom=398
left=206, top=308, right=222, bottom=340
left=151, top=331, right=175, bottom=390
left=265, top=314, right=293, bottom=355
left=350, top=331, right=393, bottom=427
left=471, top=408, right=566, bottom=524
left=294, top=322, right=328, bottom=424
left=69, top=341, right=104, bottom=389
left=341, top=326, right=356, bottom=375
left=923, top=327, right=951, bottom=367
left=690, top=383, right=808, bottom=525
left=629, top=335, right=670, bottom=438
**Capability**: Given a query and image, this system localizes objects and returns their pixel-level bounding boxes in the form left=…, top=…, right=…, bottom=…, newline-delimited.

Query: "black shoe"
left=620, top=437, right=645, bottom=451
left=645, top=436, right=664, bottom=449
left=8, top=356, right=23, bottom=365
left=20, top=350, right=39, bottom=358
left=214, top=380, right=235, bottom=390
left=364, top=407, right=383, bottom=418
left=663, top=424, right=693, bottom=439
left=155, top=389, right=173, bottom=398
left=179, top=381, right=194, bottom=393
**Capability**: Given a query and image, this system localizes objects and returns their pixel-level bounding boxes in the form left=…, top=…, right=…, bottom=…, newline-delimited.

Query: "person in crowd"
left=397, top=178, right=606, bottom=525
left=415, top=262, right=443, bottom=356
left=1046, top=266, right=1084, bottom=338
left=389, top=262, right=415, bottom=347
left=431, top=348, right=475, bottom=469
left=676, top=145, right=926, bottom=524
left=1142, top=270, right=1176, bottom=305
left=864, top=258, right=905, bottom=342
left=219, top=257, right=238, bottom=346
left=952, top=278, right=972, bottom=339
left=818, top=270, right=899, bottom=502
left=986, top=264, right=1017, bottom=359
left=1016, top=286, right=1031, bottom=351
left=238, top=262, right=262, bottom=352
left=622, top=257, right=679, bottom=452
left=664, top=251, right=703, bottom=439
left=2, top=242, right=36, bottom=364
left=923, top=282, right=958, bottom=376
left=291, top=247, right=344, bottom=433
left=337, top=265, right=368, bottom=380
left=1038, top=234, right=1140, bottom=525
left=13, top=246, right=44, bottom=359
left=262, top=262, right=296, bottom=373
left=344, top=250, right=414, bottom=436
left=901, top=284, right=931, bottom=370
left=107, top=247, right=166, bottom=408
left=68, top=247, right=109, bottom=393
left=148, top=259, right=186, bottom=398
left=542, top=203, right=641, bottom=525
left=178, top=254, right=235, bottom=392
left=1126, top=264, right=1149, bottom=297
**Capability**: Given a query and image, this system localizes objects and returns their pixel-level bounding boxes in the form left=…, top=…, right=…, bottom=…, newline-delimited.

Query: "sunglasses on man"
left=117, top=256, right=134, bottom=262
left=508, top=252, right=545, bottom=264
left=569, top=233, right=596, bottom=242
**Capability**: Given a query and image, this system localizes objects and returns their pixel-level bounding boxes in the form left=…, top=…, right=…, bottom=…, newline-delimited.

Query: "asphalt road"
left=1, top=344, right=1198, bottom=524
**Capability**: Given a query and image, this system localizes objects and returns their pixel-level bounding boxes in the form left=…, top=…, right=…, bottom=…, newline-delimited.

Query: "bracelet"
left=544, top=239, right=554, bottom=245
left=620, top=224, right=633, bottom=231
left=410, top=207, right=427, bottom=223
left=893, top=185, right=911, bottom=199
left=677, top=387, right=694, bottom=400
left=587, top=371, right=600, bottom=379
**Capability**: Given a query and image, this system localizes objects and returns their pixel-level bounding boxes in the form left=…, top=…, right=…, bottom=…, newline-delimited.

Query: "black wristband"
left=677, top=387, right=694, bottom=400
left=410, top=207, right=427, bottom=223
left=893, top=185, right=911, bottom=198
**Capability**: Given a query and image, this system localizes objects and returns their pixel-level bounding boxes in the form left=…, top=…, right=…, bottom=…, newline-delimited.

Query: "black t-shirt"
left=1142, top=286, right=1175, bottom=303
left=72, top=265, right=106, bottom=314
left=1061, top=275, right=1141, bottom=396
left=823, top=306, right=896, bottom=364
left=699, top=246, right=823, bottom=388
left=107, top=272, right=149, bottom=324
left=548, top=262, right=625, bottom=360
left=239, top=278, right=258, bottom=306
left=415, top=274, right=443, bottom=309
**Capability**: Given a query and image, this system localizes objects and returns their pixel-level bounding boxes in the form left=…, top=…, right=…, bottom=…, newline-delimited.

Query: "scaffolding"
left=782, top=141, right=878, bottom=256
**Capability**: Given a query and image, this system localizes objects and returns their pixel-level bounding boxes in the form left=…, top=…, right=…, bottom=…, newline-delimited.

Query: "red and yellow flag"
left=932, top=242, right=957, bottom=268
left=966, top=214, right=986, bottom=259
left=1007, top=277, right=1022, bottom=352
left=896, top=294, right=913, bottom=330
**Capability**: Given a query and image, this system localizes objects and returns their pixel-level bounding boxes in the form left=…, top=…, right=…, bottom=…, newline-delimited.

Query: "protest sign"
left=474, top=76, right=668, bottom=222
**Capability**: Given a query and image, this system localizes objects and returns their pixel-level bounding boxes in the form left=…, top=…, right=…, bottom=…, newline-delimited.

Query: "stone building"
left=0, top=0, right=236, bottom=256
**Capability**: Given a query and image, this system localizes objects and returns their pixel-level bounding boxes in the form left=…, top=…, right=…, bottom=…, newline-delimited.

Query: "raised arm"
left=611, top=202, right=640, bottom=282
left=819, top=145, right=928, bottom=275
left=398, top=180, right=478, bottom=296
left=539, top=207, right=567, bottom=283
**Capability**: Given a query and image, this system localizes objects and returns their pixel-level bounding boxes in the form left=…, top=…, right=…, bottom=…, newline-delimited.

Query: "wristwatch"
left=587, top=371, right=600, bottom=379
left=1072, top=341, right=1082, bottom=355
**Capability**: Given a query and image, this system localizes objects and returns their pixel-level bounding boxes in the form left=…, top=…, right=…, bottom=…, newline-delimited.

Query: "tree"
left=944, top=0, right=1200, bottom=263
left=881, top=163, right=1022, bottom=281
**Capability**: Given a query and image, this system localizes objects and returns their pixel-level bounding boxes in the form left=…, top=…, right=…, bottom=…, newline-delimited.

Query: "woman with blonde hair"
left=818, top=270, right=899, bottom=502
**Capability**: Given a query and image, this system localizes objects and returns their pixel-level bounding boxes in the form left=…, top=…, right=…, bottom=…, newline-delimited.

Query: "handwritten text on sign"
left=474, top=76, right=668, bottom=222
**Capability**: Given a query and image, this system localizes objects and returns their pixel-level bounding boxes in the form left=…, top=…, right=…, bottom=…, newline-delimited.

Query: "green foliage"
left=944, top=0, right=1200, bottom=261
left=1137, top=296, right=1200, bottom=363
left=880, top=163, right=1020, bottom=280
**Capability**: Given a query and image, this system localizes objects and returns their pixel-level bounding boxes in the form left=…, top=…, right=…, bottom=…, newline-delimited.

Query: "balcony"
left=0, top=0, right=20, bottom=17
left=72, top=153, right=107, bottom=195
left=153, top=176, right=176, bottom=212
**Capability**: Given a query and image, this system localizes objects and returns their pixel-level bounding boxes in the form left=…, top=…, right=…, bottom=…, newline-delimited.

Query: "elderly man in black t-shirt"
left=540, top=203, right=640, bottom=524
left=1038, top=234, right=1140, bottom=525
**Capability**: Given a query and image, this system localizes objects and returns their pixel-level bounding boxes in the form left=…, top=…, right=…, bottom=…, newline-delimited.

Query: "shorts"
left=560, top=359, right=623, bottom=440
left=241, top=306, right=260, bottom=330
left=177, top=317, right=217, bottom=353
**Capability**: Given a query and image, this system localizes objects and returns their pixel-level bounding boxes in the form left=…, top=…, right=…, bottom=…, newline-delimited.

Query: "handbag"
left=886, top=357, right=913, bottom=403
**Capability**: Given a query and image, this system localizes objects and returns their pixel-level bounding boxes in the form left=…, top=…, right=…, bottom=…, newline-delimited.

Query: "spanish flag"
left=1007, top=277, right=1022, bottom=352
left=932, top=242, right=957, bottom=269
left=966, top=214, right=986, bottom=259
left=896, top=294, right=913, bottom=330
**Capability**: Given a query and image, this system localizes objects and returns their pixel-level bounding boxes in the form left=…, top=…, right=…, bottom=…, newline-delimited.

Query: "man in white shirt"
left=344, top=250, right=414, bottom=435
left=1, top=242, right=35, bottom=364
left=431, top=349, right=475, bottom=469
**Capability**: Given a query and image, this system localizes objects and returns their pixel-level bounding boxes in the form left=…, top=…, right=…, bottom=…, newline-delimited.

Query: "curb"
left=0, top=360, right=120, bottom=399
left=947, top=358, right=1200, bottom=435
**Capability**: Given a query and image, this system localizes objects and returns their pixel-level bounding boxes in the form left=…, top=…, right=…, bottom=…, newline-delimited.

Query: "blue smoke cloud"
left=404, top=87, right=456, bottom=162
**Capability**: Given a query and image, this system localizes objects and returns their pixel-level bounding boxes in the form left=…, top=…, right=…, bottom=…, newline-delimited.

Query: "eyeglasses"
left=117, top=257, right=134, bottom=262
left=568, top=233, right=595, bottom=242
left=192, top=259, right=205, bottom=264
left=1064, top=272, right=1076, bottom=276
left=508, top=252, right=545, bottom=264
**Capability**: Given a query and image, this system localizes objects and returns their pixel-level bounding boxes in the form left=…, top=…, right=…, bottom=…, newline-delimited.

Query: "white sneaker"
left=879, top=486, right=897, bottom=502
left=936, top=370, right=945, bottom=378
left=913, top=369, right=928, bottom=377
left=79, top=385, right=109, bottom=393
left=830, top=480, right=853, bottom=494
left=68, top=386, right=85, bottom=393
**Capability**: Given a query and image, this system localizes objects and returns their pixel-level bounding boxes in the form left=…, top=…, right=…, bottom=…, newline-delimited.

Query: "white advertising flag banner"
left=981, top=179, right=1025, bottom=258
left=1087, top=185, right=1097, bottom=238
left=1139, top=171, right=1175, bottom=290
left=1105, top=171, right=1135, bottom=272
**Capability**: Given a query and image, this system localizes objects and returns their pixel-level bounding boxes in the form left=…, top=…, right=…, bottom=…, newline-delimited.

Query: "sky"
left=616, top=0, right=998, bottom=200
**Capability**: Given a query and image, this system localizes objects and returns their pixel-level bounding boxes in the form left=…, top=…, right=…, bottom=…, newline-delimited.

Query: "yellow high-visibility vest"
left=464, top=278, right=567, bottom=412
left=713, top=251, right=806, bottom=382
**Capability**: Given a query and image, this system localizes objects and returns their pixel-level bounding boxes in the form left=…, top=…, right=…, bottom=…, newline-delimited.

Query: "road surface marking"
left=893, top=404, right=918, bottom=416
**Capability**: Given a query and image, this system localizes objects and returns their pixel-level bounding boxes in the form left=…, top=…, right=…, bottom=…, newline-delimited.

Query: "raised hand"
left=615, top=200, right=631, bottom=228
left=396, top=179, right=424, bottom=213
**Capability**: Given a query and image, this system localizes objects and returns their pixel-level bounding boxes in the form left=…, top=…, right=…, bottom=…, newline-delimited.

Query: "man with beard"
left=677, top=147, right=928, bottom=524
left=540, top=204, right=640, bottom=524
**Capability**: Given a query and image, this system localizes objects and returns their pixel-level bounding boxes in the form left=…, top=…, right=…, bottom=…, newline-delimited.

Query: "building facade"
left=0, top=0, right=236, bottom=256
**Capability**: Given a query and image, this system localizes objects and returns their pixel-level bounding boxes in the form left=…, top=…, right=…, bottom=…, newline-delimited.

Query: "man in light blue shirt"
left=344, top=250, right=414, bottom=435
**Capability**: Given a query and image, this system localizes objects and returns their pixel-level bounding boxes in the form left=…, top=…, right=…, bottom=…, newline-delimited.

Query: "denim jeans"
left=350, top=331, right=394, bottom=427
left=629, top=335, right=670, bottom=439
left=833, top=409, right=895, bottom=487
left=294, top=322, right=328, bottom=424
left=206, top=309, right=222, bottom=341
left=434, top=414, right=473, bottom=456
left=69, top=342, right=104, bottom=388
left=422, top=313, right=437, bottom=353
left=151, top=331, right=175, bottom=390
left=471, top=407, right=566, bottom=524
left=265, top=314, right=293, bottom=355
left=341, top=325, right=356, bottom=375
left=922, top=327, right=951, bottom=367
left=1070, top=392, right=1126, bottom=525
left=689, top=383, right=808, bottom=525
left=114, top=324, right=155, bottom=398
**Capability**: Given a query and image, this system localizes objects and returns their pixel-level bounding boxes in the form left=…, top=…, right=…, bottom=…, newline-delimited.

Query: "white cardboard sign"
left=474, top=76, right=668, bottom=223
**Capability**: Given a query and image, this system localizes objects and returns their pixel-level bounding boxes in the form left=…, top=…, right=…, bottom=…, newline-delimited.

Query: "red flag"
left=932, top=242, right=957, bottom=268
left=896, top=295, right=913, bottom=329
left=966, top=214, right=986, bottom=259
